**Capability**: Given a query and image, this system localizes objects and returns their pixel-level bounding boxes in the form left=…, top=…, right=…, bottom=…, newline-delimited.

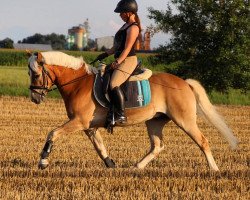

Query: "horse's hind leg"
left=188, top=126, right=219, bottom=171
left=172, top=115, right=219, bottom=171
left=84, top=129, right=115, bottom=168
left=136, top=116, right=169, bottom=169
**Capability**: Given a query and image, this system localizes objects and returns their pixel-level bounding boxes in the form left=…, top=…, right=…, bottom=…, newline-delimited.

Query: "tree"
left=148, top=0, right=249, bottom=92
left=20, top=33, right=66, bottom=50
left=69, top=44, right=79, bottom=51
left=0, top=38, right=14, bottom=48
left=87, top=38, right=96, bottom=50
left=46, top=33, right=66, bottom=50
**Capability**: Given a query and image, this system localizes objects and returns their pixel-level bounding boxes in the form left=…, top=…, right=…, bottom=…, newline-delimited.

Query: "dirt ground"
left=0, top=96, right=249, bottom=199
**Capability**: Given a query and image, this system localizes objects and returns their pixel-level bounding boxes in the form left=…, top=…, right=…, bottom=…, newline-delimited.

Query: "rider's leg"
left=109, top=56, right=137, bottom=124
left=111, top=86, right=127, bottom=123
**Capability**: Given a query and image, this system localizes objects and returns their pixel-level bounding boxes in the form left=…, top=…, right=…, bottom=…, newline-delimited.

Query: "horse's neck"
left=52, top=65, right=91, bottom=96
left=53, top=65, right=86, bottom=85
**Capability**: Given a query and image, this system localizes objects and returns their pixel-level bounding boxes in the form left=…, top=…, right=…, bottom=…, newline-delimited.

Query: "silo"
left=68, top=27, right=77, bottom=49
left=75, top=27, right=85, bottom=50
left=82, top=32, right=88, bottom=48
left=144, top=31, right=151, bottom=50
left=66, top=34, right=75, bottom=49
left=135, top=32, right=143, bottom=50
left=67, top=25, right=86, bottom=50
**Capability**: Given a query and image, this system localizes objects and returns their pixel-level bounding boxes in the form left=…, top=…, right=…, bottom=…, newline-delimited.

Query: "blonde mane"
left=40, top=51, right=97, bottom=74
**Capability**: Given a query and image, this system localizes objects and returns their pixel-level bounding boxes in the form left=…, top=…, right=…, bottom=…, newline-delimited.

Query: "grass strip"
left=0, top=66, right=249, bottom=105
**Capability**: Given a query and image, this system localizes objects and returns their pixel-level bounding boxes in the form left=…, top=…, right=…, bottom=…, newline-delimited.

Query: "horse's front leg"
left=84, top=129, right=115, bottom=168
left=38, top=119, right=83, bottom=169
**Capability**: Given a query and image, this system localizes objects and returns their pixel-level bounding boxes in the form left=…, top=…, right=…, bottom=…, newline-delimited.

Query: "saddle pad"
left=122, top=79, right=151, bottom=108
left=93, top=73, right=151, bottom=109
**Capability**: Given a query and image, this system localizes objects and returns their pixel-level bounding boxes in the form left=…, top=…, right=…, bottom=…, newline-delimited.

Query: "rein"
left=29, top=60, right=181, bottom=96
left=50, top=73, right=91, bottom=92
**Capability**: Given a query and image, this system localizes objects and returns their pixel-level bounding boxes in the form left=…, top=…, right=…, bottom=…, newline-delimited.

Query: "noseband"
left=29, top=64, right=54, bottom=95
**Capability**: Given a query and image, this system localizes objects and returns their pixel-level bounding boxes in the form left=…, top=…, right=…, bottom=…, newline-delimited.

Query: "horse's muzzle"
left=30, top=91, right=45, bottom=104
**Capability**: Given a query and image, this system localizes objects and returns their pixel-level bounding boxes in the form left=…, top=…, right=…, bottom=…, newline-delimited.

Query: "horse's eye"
left=34, top=74, right=40, bottom=79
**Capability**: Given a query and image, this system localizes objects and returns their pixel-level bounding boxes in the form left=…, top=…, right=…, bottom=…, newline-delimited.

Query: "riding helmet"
left=114, top=0, right=138, bottom=13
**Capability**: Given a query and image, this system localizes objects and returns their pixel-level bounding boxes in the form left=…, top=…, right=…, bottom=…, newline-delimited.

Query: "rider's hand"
left=96, top=52, right=109, bottom=61
left=111, top=60, right=119, bottom=69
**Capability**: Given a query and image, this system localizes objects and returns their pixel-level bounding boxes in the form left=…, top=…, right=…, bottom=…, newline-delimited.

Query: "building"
left=95, top=30, right=151, bottom=51
left=96, top=36, right=114, bottom=50
left=135, top=30, right=151, bottom=51
left=67, top=25, right=87, bottom=50
left=67, top=19, right=90, bottom=50
left=143, top=31, right=151, bottom=51
left=13, top=43, right=52, bottom=51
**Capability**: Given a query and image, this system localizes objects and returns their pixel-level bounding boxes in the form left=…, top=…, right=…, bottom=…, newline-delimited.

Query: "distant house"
left=95, top=30, right=151, bottom=51
left=96, top=36, right=114, bottom=51
left=13, top=43, right=52, bottom=51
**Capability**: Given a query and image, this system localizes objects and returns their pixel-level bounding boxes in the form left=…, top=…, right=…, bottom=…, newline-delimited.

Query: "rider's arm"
left=95, top=46, right=115, bottom=62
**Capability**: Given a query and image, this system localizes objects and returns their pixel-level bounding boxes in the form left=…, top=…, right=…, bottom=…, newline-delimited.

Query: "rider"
left=95, top=0, right=141, bottom=124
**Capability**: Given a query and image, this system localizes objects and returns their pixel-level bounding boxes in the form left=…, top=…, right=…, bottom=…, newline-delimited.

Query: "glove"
left=111, top=59, right=119, bottom=69
left=95, top=52, right=109, bottom=61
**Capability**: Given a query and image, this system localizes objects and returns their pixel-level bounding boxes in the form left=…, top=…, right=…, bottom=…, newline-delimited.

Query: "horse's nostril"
left=32, top=98, right=38, bottom=104
left=30, top=92, right=43, bottom=104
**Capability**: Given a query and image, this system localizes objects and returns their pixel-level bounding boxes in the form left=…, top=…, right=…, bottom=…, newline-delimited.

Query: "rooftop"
left=14, top=43, right=53, bottom=51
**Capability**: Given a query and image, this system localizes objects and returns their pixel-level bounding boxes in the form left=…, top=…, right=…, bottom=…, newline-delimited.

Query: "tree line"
left=0, top=33, right=96, bottom=50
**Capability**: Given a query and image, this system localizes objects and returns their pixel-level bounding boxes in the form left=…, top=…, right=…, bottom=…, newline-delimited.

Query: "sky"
left=0, top=0, right=172, bottom=49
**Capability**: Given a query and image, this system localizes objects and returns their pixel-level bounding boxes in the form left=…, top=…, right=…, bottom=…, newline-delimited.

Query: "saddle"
left=93, top=62, right=152, bottom=109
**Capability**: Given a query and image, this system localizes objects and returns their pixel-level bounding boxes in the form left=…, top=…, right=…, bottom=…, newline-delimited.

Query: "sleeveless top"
left=114, top=22, right=138, bottom=59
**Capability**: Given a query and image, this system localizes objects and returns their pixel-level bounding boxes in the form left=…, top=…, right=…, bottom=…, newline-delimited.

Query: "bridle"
left=29, top=63, right=54, bottom=96
left=29, top=62, right=91, bottom=96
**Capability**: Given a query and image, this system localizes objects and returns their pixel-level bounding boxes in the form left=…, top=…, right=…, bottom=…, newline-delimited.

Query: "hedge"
left=0, top=49, right=164, bottom=71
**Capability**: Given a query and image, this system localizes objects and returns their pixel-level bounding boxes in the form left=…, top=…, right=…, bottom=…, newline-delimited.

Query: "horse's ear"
left=26, top=49, right=32, bottom=57
left=37, top=52, right=43, bottom=63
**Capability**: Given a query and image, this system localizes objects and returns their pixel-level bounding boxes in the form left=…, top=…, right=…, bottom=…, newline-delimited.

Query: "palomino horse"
left=27, top=51, right=238, bottom=171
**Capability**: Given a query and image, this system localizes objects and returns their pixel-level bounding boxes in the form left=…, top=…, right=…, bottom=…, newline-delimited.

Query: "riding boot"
left=111, top=86, right=127, bottom=124
left=106, top=104, right=114, bottom=124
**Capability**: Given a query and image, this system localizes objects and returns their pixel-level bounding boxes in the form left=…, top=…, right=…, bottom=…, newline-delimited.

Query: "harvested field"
left=0, top=96, right=249, bottom=199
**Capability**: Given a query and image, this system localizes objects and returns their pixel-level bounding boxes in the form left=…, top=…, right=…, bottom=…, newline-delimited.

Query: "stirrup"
left=114, top=115, right=127, bottom=124
left=107, top=123, right=114, bottom=134
left=105, top=108, right=115, bottom=134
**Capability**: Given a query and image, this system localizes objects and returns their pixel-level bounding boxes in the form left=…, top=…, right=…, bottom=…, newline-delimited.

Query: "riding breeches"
left=110, top=56, right=137, bottom=90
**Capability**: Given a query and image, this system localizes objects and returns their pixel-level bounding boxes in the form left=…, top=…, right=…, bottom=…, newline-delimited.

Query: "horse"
left=27, top=51, right=238, bottom=171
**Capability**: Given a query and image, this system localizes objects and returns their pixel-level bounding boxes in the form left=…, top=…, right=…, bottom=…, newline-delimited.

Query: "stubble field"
left=0, top=96, right=249, bottom=199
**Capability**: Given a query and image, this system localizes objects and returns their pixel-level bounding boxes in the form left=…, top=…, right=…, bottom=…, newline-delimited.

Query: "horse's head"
left=27, top=50, right=54, bottom=104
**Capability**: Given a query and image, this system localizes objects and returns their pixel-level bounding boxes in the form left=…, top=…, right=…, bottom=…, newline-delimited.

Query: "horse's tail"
left=185, top=79, right=238, bottom=149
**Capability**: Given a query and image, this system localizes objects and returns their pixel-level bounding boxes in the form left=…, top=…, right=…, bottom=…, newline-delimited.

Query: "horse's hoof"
left=104, top=157, right=116, bottom=168
left=130, top=166, right=138, bottom=170
left=135, top=163, right=144, bottom=169
left=38, top=159, right=49, bottom=170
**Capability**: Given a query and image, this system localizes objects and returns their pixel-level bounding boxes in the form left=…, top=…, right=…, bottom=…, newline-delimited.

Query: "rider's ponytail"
left=135, top=13, right=142, bottom=32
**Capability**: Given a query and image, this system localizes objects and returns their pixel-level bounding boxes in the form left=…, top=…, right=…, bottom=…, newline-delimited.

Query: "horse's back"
left=149, top=72, right=196, bottom=115
left=149, top=72, right=193, bottom=98
left=149, top=72, right=189, bottom=90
